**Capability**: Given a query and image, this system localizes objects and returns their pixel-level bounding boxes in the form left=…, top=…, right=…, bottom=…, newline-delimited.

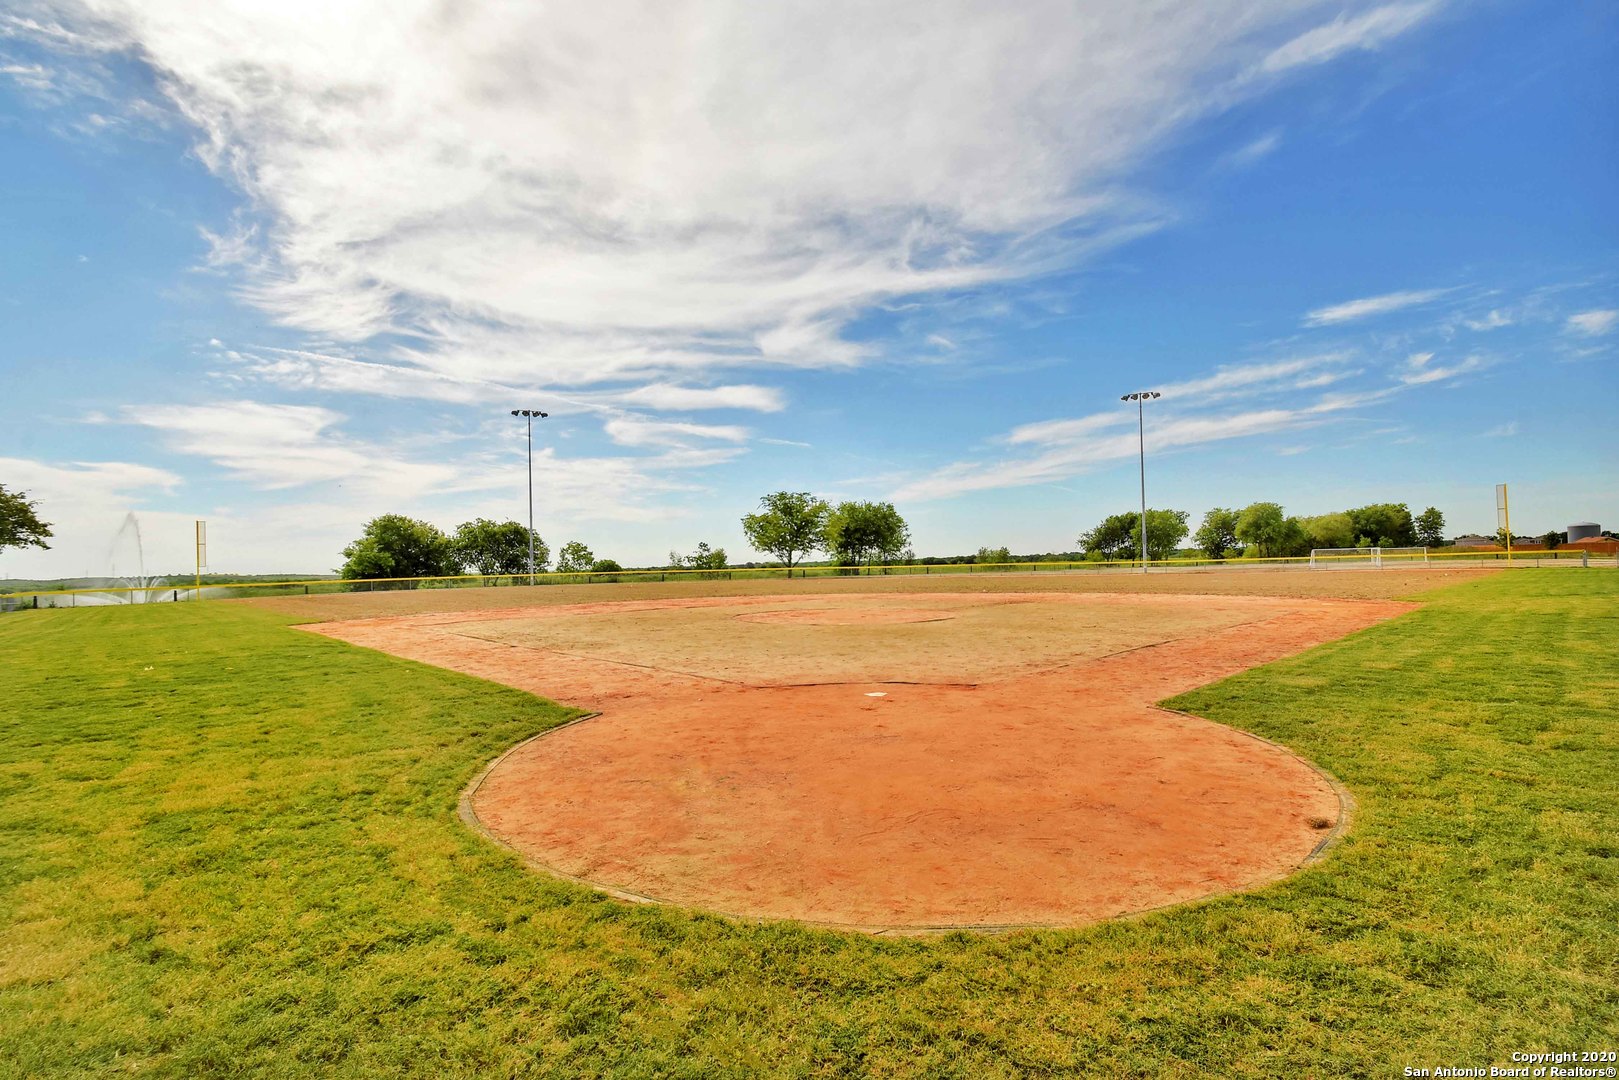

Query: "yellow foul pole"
left=195, top=520, right=207, bottom=594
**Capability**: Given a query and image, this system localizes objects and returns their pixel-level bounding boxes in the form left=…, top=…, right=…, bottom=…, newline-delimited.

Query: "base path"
left=307, top=591, right=1408, bottom=931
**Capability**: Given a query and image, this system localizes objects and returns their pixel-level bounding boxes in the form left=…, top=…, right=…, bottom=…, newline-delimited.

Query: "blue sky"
left=1, top=1, right=1614, bottom=577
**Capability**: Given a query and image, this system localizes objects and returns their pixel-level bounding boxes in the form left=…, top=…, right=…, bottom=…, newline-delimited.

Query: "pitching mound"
left=308, top=591, right=1407, bottom=931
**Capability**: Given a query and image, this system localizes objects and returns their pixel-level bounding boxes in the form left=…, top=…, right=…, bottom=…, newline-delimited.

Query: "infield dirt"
left=306, top=588, right=1412, bottom=931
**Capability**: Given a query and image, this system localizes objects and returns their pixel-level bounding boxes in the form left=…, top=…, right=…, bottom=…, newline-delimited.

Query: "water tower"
left=1568, top=522, right=1601, bottom=543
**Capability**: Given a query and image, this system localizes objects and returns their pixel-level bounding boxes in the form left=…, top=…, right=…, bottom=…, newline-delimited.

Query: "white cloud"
left=1259, top=1, right=1441, bottom=74
left=0, top=455, right=180, bottom=501
left=1304, top=287, right=1452, bottom=326
left=1464, top=309, right=1512, bottom=331
left=895, top=386, right=1397, bottom=502
left=1396, top=353, right=1484, bottom=385
left=1567, top=309, right=1618, bottom=336
left=18, top=1, right=1442, bottom=393
left=1214, top=130, right=1282, bottom=170
left=1483, top=421, right=1518, bottom=438
left=122, top=401, right=459, bottom=493
left=602, top=416, right=749, bottom=448
left=619, top=383, right=784, bottom=413
left=1152, top=352, right=1353, bottom=403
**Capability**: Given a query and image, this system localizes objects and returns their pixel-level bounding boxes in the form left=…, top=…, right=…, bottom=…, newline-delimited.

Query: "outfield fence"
left=3, top=545, right=1613, bottom=609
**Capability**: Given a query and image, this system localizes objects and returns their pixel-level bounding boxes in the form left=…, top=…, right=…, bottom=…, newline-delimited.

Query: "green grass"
left=1, top=572, right=1615, bottom=1077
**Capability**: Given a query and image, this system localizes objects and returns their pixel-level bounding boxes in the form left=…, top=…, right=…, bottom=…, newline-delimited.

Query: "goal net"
left=1309, top=546, right=1428, bottom=569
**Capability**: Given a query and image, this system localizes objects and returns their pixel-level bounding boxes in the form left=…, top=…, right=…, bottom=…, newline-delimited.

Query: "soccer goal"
left=1308, top=546, right=1428, bottom=568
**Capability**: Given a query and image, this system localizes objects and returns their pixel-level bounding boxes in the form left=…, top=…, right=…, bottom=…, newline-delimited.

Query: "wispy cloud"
left=1214, top=130, right=1282, bottom=171
left=1152, top=352, right=1353, bottom=403
left=1463, top=309, right=1512, bottom=331
left=1567, top=309, right=1618, bottom=336
left=1304, top=287, right=1453, bottom=326
left=1258, top=1, right=1442, bottom=75
left=895, top=386, right=1397, bottom=502
left=1483, top=421, right=1518, bottom=438
left=1396, top=352, right=1485, bottom=385
left=0, top=455, right=180, bottom=501
left=123, top=401, right=459, bottom=494
left=16, top=1, right=1443, bottom=397
left=602, top=417, right=750, bottom=449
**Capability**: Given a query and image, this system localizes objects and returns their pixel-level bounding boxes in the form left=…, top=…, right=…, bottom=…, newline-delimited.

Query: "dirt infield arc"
left=307, top=591, right=1409, bottom=931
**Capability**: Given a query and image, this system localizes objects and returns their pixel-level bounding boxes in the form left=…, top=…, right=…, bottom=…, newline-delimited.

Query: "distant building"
left=1566, top=535, right=1619, bottom=555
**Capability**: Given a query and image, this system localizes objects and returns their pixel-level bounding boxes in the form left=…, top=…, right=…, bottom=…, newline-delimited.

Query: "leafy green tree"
left=672, top=542, right=727, bottom=571
left=740, top=491, right=830, bottom=574
left=1193, top=507, right=1240, bottom=560
left=339, top=515, right=461, bottom=580
left=1143, top=509, right=1190, bottom=561
left=453, top=518, right=548, bottom=578
left=590, top=558, right=623, bottom=573
left=1540, top=531, right=1562, bottom=550
left=1083, top=509, right=1189, bottom=562
left=1299, top=512, right=1356, bottom=551
left=1347, top=503, right=1417, bottom=547
left=1079, top=512, right=1140, bottom=561
left=555, top=540, right=594, bottom=573
left=976, top=546, right=1013, bottom=564
left=1415, top=507, right=1446, bottom=547
left=1235, top=502, right=1311, bottom=558
left=0, top=484, right=52, bottom=553
left=824, top=501, right=910, bottom=567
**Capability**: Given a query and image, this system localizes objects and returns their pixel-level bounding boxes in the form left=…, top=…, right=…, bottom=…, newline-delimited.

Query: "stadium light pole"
left=510, top=409, right=549, bottom=584
left=1120, top=391, right=1161, bottom=573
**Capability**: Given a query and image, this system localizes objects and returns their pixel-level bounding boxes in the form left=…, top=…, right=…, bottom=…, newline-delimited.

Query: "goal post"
left=1309, top=546, right=1428, bottom=569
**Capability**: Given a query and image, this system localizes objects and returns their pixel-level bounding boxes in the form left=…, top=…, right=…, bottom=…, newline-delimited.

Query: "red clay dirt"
left=306, top=591, right=1409, bottom=932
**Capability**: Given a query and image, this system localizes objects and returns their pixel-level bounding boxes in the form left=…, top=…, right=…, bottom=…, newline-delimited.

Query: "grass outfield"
left=1, top=572, right=1614, bottom=1077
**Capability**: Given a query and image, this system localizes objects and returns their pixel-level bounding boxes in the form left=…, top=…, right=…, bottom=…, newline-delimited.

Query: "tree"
left=1079, top=512, right=1140, bottom=561
left=823, top=501, right=910, bottom=568
left=0, top=484, right=53, bottom=553
left=1235, top=502, right=1310, bottom=558
left=1540, top=531, right=1562, bottom=550
left=1193, top=507, right=1240, bottom=560
left=339, top=515, right=460, bottom=581
left=1415, top=507, right=1446, bottom=548
left=741, top=491, right=831, bottom=574
left=590, top=558, right=623, bottom=573
left=1299, top=512, right=1356, bottom=551
left=1346, top=503, right=1416, bottom=547
left=672, top=542, right=727, bottom=571
left=555, top=541, right=594, bottom=573
left=976, top=546, right=1013, bottom=564
left=1143, top=509, right=1190, bottom=561
left=453, top=518, right=548, bottom=578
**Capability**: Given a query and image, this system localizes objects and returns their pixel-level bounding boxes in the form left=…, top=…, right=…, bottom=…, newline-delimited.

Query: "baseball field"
left=2, top=567, right=1615, bottom=1076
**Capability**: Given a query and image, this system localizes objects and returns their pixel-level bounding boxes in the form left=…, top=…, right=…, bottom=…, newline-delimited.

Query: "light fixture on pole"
left=1120, top=391, right=1161, bottom=573
left=510, top=409, right=549, bottom=584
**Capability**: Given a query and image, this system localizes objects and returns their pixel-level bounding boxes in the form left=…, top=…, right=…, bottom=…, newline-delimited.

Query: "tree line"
left=1077, top=502, right=1448, bottom=561
left=337, top=515, right=619, bottom=581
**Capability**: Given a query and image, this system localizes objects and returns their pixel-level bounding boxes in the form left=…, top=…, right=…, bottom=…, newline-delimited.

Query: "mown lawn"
left=1, top=571, right=1614, bottom=1077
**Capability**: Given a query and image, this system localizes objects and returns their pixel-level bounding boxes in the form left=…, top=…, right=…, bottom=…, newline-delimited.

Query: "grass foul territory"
left=0, top=571, right=1615, bottom=1077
